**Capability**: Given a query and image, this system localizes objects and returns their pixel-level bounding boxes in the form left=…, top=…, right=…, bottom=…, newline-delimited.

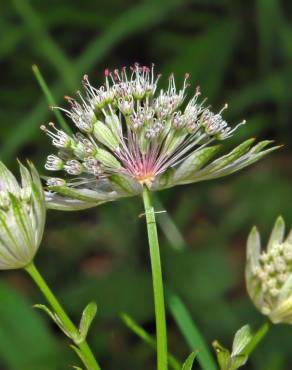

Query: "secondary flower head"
left=246, top=216, right=292, bottom=324
left=0, top=161, right=46, bottom=270
left=43, top=64, right=277, bottom=210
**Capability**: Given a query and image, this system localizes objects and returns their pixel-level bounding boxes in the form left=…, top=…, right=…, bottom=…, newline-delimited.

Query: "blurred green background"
left=1, top=0, right=292, bottom=369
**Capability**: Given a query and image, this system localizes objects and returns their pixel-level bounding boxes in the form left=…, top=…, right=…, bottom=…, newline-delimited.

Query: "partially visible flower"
left=213, top=325, right=253, bottom=370
left=246, top=216, right=292, bottom=324
left=0, top=161, right=46, bottom=270
left=42, top=64, right=278, bottom=211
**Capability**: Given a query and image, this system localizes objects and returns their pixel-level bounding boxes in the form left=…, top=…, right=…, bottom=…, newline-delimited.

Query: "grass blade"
left=121, top=313, right=181, bottom=370
left=167, top=293, right=218, bottom=370
left=32, top=65, right=72, bottom=134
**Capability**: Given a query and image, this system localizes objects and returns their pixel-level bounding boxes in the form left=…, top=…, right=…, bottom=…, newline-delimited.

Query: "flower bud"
left=0, top=161, right=46, bottom=270
left=246, top=216, right=292, bottom=324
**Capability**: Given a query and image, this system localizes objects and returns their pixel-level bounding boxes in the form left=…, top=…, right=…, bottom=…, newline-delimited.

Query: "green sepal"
left=93, top=120, right=119, bottom=150
left=153, top=168, right=175, bottom=190
left=162, top=129, right=188, bottom=156
left=0, top=161, right=21, bottom=195
left=109, top=174, right=142, bottom=195
left=267, top=215, right=285, bottom=251
left=173, top=145, right=221, bottom=184
left=95, top=148, right=121, bottom=170
left=0, top=209, right=27, bottom=265
left=182, top=351, right=197, bottom=370
left=9, top=193, right=34, bottom=255
left=138, top=128, right=150, bottom=155
left=48, top=185, right=114, bottom=203
left=45, top=192, right=105, bottom=211
left=204, top=138, right=255, bottom=173
left=76, top=302, right=97, bottom=344
left=18, top=161, right=33, bottom=199
left=105, top=113, right=122, bottom=140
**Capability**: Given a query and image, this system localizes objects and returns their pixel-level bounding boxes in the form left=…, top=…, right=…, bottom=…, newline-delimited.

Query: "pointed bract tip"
left=275, top=215, right=285, bottom=228
left=32, top=64, right=38, bottom=72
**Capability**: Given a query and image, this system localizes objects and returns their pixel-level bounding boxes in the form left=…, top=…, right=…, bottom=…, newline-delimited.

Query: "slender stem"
left=25, top=262, right=101, bottom=370
left=142, top=186, right=168, bottom=370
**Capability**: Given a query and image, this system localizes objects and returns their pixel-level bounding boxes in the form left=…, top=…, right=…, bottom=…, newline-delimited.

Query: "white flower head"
left=246, top=216, right=292, bottom=324
left=42, top=64, right=278, bottom=211
left=0, top=161, right=46, bottom=270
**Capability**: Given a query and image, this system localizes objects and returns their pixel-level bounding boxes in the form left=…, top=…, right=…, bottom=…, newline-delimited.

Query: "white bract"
left=246, top=216, right=292, bottom=324
left=0, top=162, right=46, bottom=270
left=42, top=64, right=277, bottom=211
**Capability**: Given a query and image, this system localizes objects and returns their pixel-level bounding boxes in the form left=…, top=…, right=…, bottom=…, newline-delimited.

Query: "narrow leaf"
left=121, top=313, right=181, bottom=370
left=70, top=345, right=89, bottom=369
left=167, top=293, right=218, bottom=370
left=182, top=351, right=198, bottom=370
left=32, top=64, right=72, bottom=134
left=34, top=304, right=57, bottom=322
left=78, top=302, right=97, bottom=344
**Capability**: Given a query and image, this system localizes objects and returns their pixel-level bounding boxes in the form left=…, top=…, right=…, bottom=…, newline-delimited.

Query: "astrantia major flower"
left=0, top=161, right=46, bottom=269
left=42, top=64, right=277, bottom=210
left=246, top=217, right=292, bottom=324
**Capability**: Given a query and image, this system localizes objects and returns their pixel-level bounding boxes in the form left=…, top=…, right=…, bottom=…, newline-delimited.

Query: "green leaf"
left=182, top=351, right=197, bottom=370
left=212, top=324, right=268, bottom=370
left=0, top=282, right=63, bottom=370
left=70, top=345, right=89, bottom=369
left=34, top=303, right=57, bottom=322
left=34, top=304, right=72, bottom=339
left=32, top=64, right=72, bottom=134
left=121, top=313, right=181, bottom=370
left=167, top=293, right=218, bottom=370
left=232, top=325, right=252, bottom=356
left=212, top=341, right=230, bottom=370
left=77, top=302, right=97, bottom=344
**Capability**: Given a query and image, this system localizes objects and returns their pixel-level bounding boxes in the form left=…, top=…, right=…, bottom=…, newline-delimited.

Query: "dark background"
left=1, top=0, right=292, bottom=369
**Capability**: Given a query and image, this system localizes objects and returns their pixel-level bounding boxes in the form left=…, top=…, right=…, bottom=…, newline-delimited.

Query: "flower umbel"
left=0, top=161, right=46, bottom=269
left=246, top=216, right=292, bottom=324
left=42, top=64, right=277, bottom=210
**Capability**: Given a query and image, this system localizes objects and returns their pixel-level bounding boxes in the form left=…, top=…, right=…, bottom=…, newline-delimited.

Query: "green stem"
left=142, top=186, right=168, bottom=370
left=25, top=262, right=101, bottom=370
